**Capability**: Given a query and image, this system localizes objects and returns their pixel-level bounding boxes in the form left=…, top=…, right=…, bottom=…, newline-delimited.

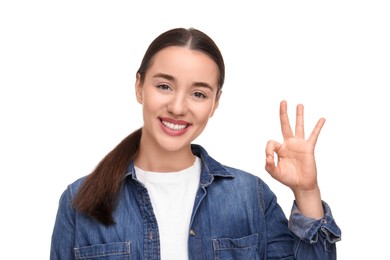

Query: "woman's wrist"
left=293, top=187, right=324, bottom=219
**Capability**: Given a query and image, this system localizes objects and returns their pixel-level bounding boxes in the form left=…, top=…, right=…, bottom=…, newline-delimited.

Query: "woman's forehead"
left=146, top=46, right=219, bottom=86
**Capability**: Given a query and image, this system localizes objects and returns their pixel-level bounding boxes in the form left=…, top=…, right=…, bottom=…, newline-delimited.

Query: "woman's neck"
left=134, top=139, right=196, bottom=172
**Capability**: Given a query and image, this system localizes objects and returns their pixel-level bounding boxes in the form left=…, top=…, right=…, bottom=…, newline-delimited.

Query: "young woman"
left=51, top=27, right=341, bottom=259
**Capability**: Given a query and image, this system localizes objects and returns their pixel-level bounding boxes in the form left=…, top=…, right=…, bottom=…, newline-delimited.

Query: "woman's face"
left=136, top=46, right=221, bottom=153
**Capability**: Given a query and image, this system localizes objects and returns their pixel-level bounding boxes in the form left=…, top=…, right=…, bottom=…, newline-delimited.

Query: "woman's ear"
left=135, top=73, right=143, bottom=104
left=210, top=90, right=222, bottom=118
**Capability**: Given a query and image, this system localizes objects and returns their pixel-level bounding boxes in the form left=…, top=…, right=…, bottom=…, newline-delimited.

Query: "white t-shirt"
left=135, top=156, right=201, bottom=260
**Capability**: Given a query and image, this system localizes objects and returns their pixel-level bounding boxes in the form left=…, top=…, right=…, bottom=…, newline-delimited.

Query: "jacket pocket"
left=212, top=234, right=259, bottom=260
left=74, top=242, right=131, bottom=260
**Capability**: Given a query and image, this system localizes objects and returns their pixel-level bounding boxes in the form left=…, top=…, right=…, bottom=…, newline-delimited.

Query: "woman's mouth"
left=161, top=120, right=188, bottom=131
left=159, top=118, right=191, bottom=136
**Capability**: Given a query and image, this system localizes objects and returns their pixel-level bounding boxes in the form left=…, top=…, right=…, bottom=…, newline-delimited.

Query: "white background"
left=1, top=1, right=389, bottom=259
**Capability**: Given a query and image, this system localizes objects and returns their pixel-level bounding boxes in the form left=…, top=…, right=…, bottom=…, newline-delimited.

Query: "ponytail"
left=73, top=128, right=142, bottom=226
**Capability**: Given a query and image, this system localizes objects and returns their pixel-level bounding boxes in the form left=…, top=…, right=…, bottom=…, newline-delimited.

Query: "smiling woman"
left=135, top=46, right=221, bottom=160
left=50, top=27, right=341, bottom=260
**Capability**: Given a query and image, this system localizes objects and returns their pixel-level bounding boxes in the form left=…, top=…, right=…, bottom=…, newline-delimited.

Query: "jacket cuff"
left=288, top=200, right=341, bottom=244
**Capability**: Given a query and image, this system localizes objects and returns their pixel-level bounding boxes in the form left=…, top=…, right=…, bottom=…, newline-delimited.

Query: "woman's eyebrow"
left=153, top=73, right=175, bottom=81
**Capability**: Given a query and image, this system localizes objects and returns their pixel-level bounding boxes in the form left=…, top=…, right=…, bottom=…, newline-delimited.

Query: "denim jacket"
left=51, top=144, right=341, bottom=259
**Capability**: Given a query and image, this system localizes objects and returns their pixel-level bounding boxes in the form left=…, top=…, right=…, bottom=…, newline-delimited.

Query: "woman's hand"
left=265, top=100, right=325, bottom=218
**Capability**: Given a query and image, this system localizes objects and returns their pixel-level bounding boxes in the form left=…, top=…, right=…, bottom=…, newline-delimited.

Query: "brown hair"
left=73, top=27, right=225, bottom=225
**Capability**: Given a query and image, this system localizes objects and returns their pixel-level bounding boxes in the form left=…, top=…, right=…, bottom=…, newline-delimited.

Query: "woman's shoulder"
left=61, top=175, right=88, bottom=199
left=221, top=164, right=265, bottom=184
left=193, top=144, right=267, bottom=185
left=218, top=164, right=275, bottom=196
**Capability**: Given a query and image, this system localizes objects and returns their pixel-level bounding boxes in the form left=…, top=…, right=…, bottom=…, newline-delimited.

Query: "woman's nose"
left=167, top=94, right=188, bottom=116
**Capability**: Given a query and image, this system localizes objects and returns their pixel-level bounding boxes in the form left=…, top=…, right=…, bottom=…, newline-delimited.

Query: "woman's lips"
left=159, top=117, right=191, bottom=136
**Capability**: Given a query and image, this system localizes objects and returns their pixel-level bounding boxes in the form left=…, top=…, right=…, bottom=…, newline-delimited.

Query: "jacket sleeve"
left=50, top=185, right=76, bottom=260
left=260, top=179, right=341, bottom=259
left=289, top=201, right=342, bottom=259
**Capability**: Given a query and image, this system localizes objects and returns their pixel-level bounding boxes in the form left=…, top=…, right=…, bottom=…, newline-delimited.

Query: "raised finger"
left=308, top=117, right=326, bottom=145
left=295, top=104, right=305, bottom=139
left=280, top=100, right=293, bottom=139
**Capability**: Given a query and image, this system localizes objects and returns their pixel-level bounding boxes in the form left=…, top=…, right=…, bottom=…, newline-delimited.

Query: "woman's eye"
left=156, top=84, right=171, bottom=91
left=193, top=92, right=207, bottom=99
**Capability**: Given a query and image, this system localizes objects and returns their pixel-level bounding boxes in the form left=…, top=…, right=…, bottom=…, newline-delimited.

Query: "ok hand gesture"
left=265, top=100, right=325, bottom=218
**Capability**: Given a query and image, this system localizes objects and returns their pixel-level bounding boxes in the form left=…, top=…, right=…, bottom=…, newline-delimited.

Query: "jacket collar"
left=124, top=144, right=234, bottom=185
left=190, top=144, right=234, bottom=186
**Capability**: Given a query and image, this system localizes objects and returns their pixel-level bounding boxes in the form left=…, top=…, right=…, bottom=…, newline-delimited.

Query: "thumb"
left=264, top=140, right=280, bottom=174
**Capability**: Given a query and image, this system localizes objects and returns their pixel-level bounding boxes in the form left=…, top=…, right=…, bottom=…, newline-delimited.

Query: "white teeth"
left=162, top=120, right=187, bottom=131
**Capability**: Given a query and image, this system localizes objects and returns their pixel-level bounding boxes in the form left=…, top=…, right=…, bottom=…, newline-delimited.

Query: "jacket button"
left=189, top=229, right=196, bottom=236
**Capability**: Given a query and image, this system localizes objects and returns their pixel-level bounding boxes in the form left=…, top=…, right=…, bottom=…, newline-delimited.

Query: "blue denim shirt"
left=51, top=144, right=341, bottom=259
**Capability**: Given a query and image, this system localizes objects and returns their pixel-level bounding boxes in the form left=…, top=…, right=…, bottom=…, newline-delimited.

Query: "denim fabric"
left=51, top=144, right=341, bottom=259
